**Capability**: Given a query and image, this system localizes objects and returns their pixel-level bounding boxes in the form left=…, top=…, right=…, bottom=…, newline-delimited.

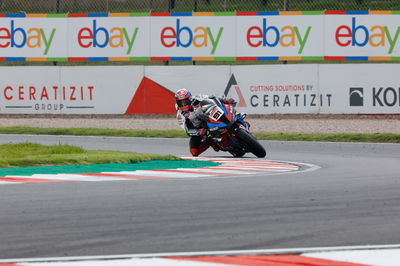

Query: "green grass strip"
left=0, top=127, right=187, bottom=138
left=1, top=126, right=400, bottom=144
left=0, top=142, right=181, bottom=168
left=253, top=132, right=400, bottom=144
left=392, top=11, right=400, bottom=14
left=391, top=57, right=400, bottom=61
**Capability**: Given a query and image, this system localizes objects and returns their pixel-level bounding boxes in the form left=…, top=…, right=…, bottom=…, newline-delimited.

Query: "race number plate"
left=210, top=107, right=224, bottom=121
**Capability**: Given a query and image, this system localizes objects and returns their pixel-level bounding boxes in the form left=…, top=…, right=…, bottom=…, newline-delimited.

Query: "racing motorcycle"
left=180, top=98, right=266, bottom=158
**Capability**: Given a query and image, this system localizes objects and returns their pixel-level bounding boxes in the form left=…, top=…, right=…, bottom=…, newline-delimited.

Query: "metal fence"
left=0, top=0, right=399, bottom=13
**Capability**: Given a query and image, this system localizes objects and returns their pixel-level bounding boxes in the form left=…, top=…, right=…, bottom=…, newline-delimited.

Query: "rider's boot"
left=205, top=137, right=219, bottom=152
left=190, top=142, right=210, bottom=157
left=210, top=141, right=220, bottom=152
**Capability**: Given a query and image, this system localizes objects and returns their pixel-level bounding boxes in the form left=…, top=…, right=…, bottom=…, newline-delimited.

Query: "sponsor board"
left=236, top=15, right=323, bottom=57
left=0, top=64, right=399, bottom=114
left=319, top=64, right=400, bottom=113
left=325, top=15, right=400, bottom=57
left=68, top=17, right=150, bottom=58
left=0, top=66, right=143, bottom=114
left=151, top=16, right=235, bottom=57
left=0, top=13, right=400, bottom=60
left=227, top=65, right=324, bottom=114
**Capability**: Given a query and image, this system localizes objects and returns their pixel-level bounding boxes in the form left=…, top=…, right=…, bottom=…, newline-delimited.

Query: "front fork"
left=209, top=124, right=247, bottom=152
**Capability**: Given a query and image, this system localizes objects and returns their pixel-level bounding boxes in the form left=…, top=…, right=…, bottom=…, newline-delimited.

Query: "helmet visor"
left=177, top=98, right=191, bottom=108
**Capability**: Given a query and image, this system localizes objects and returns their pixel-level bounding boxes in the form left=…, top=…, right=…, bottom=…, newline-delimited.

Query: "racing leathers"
left=177, top=95, right=236, bottom=156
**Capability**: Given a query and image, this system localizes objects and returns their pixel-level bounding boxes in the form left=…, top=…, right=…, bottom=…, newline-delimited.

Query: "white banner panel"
left=68, top=17, right=150, bottom=58
left=236, top=15, right=323, bottom=57
left=0, top=18, right=67, bottom=57
left=0, top=66, right=143, bottom=114
left=0, top=65, right=399, bottom=114
left=150, top=16, right=235, bottom=57
left=325, top=15, right=400, bottom=57
left=144, top=65, right=231, bottom=93
left=0, top=67, right=61, bottom=113
left=229, top=65, right=321, bottom=113
left=59, top=66, right=143, bottom=114
left=319, top=64, right=400, bottom=114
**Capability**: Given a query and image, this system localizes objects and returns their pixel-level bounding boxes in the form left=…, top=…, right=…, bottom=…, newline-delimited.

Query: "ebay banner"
left=150, top=16, right=235, bottom=57
left=0, top=13, right=400, bottom=59
left=68, top=17, right=151, bottom=58
left=236, top=15, right=323, bottom=57
left=325, top=14, right=400, bottom=57
left=0, top=18, right=67, bottom=57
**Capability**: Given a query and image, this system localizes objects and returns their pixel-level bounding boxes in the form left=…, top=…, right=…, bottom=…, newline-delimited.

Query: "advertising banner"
left=319, top=64, right=400, bottom=114
left=236, top=15, right=323, bottom=57
left=0, top=12, right=399, bottom=60
left=68, top=17, right=151, bottom=58
left=0, top=64, right=398, bottom=115
left=0, top=66, right=143, bottom=114
left=228, top=65, right=321, bottom=113
left=150, top=16, right=235, bottom=58
left=0, top=18, right=67, bottom=58
left=325, top=14, right=400, bottom=58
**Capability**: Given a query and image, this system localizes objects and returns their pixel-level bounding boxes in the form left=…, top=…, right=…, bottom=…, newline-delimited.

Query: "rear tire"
left=235, top=128, right=266, bottom=158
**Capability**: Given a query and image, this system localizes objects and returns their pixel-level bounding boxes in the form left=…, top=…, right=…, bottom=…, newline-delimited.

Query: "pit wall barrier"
left=0, top=11, right=400, bottom=60
left=0, top=64, right=399, bottom=115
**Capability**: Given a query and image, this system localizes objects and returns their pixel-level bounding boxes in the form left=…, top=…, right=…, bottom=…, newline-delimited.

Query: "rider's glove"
left=181, top=111, right=191, bottom=119
left=222, top=97, right=236, bottom=105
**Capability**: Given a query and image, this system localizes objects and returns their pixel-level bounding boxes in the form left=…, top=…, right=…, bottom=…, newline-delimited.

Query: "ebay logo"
left=0, top=20, right=56, bottom=55
left=246, top=18, right=311, bottom=54
left=78, top=20, right=139, bottom=54
left=335, top=17, right=400, bottom=54
left=160, top=19, right=224, bottom=54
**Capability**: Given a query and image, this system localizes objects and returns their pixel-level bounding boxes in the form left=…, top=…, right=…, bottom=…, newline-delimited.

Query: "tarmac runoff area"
left=1, top=153, right=400, bottom=265
left=0, top=134, right=399, bottom=264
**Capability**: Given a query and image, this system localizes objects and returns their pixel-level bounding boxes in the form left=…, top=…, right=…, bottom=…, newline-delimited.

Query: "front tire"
left=235, top=128, right=266, bottom=158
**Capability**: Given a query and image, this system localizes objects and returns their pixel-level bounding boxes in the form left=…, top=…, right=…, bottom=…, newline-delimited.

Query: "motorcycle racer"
left=175, top=88, right=236, bottom=157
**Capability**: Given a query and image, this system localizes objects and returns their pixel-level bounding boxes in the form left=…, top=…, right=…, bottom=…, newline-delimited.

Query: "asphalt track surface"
left=0, top=134, right=400, bottom=260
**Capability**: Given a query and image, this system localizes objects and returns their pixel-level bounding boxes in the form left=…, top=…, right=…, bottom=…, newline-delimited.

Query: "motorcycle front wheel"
left=235, top=128, right=266, bottom=158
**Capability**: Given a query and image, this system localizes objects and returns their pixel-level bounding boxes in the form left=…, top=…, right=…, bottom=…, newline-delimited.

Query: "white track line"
left=115, top=171, right=213, bottom=178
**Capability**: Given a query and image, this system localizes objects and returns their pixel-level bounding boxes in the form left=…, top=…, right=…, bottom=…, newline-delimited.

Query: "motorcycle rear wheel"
left=235, top=128, right=266, bottom=158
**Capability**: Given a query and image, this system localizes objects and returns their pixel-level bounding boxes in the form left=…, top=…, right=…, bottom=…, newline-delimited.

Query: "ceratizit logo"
left=349, top=87, right=364, bottom=106
left=224, top=74, right=247, bottom=107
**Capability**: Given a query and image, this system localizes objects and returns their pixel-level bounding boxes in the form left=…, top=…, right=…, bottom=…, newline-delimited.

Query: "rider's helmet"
left=175, top=88, right=193, bottom=112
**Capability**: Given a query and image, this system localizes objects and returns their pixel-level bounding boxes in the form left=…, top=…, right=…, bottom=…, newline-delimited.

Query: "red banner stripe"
left=68, top=13, right=88, bottom=17
left=325, top=56, right=346, bottom=61
left=236, top=11, right=257, bottom=16
left=324, top=10, right=346, bottom=15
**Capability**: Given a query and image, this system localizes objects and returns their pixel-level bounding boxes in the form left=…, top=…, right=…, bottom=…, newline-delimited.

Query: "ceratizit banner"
left=0, top=65, right=399, bottom=114
left=0, top=13, right=400, bottom=59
